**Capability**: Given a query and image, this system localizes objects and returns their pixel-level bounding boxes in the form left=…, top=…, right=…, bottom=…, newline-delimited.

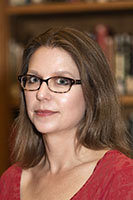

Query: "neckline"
left=19, top=149, right=118, bottom=200
left=70, top=149, right=118, bottom=199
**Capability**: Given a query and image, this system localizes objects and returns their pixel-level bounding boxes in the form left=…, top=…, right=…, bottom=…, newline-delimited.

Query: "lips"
left=35, top=109, right=58, bottom=117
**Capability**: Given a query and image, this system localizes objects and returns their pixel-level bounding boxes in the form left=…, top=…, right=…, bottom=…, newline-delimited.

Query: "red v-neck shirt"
left=0, top=150, right=133, bottom=200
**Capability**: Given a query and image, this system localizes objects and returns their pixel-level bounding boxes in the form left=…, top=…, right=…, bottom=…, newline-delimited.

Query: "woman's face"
left=25, top=47, right=86, bottom=136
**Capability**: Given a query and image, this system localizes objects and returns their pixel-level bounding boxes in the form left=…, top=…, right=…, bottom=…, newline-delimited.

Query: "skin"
left=21, top=47, right=109, bottom=200
left=25, top=46, right=86, bottom=138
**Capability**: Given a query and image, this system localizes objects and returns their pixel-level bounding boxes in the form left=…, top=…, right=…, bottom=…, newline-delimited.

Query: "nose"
left=36, top=82, right=52, bottom=101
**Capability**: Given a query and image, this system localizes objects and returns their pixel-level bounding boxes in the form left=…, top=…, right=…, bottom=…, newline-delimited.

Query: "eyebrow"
left=27, top=70, right=77, bottom=79
left=52, top=71, right=76, bottom=78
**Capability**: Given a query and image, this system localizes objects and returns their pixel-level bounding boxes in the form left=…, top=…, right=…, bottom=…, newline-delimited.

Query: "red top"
left=0, top=150, right=133, bottom=200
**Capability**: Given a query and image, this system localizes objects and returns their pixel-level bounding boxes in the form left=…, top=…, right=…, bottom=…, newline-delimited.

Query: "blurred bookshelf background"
left=8, top=0, right=133, bottom=6
left=0, top=0, right=133, bottom=175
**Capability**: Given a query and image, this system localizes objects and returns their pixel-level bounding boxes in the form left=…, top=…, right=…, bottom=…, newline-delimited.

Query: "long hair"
left=11, top=27, right=131, bottom=168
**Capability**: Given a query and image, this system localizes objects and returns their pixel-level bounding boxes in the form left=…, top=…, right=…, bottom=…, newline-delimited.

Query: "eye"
left=28, top=76, right=40, bottom=84
left=55, top=77, right=71, bottom=86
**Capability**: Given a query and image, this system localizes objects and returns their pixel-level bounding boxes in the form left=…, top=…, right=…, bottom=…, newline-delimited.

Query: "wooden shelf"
left=120, top=95, right=133, bottom=106
left=5, top=0, right=133, bottom=108
left=6, top=1, right=133, bottom=16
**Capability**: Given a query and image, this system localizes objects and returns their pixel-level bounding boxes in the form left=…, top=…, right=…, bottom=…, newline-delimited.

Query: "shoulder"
left=0, top=164, right=22, bottom=200
left=97, top=150, right=133, bottom=180
left=0, top=164, right=22, bottom=183
left=100, top=150, right=133, bottom=171
left=96, top=150, right=133, bottom=199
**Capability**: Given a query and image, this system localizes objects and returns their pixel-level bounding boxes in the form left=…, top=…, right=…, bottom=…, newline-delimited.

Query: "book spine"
left=95, top=24, right=109, bottom=57
left=114, top=34, right=125, bottom=95
left=9, top=0, right=30, bottom=6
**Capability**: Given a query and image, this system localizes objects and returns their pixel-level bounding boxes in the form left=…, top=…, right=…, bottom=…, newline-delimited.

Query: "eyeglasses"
left=18, top=74, right=81, bottom=93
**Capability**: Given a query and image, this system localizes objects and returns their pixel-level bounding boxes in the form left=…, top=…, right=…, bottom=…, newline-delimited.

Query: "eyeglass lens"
left=21, top=75, right=72, bottom=93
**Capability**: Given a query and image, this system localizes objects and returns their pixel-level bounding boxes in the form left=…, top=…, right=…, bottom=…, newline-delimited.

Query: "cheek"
left=59, top=90, right=86, bottom=119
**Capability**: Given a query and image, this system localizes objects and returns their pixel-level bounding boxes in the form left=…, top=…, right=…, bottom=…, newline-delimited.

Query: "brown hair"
left=11, top=27, right=131, bottom=168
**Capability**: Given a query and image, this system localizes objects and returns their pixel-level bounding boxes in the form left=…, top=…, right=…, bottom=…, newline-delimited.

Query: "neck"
left=43, top=131, right=80, bottom=173
left=39, top=130, right=109, bottom=174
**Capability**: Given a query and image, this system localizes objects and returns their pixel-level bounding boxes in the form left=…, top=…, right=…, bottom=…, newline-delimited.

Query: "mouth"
left=35, top=110, right=58, bottom=117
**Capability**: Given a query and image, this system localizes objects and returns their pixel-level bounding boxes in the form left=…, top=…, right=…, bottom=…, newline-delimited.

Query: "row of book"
left=8, top=25, right=133, bottom=99
left=8, top=0, right=130, bottom=6
left=94, top=24, right=133, bottom=95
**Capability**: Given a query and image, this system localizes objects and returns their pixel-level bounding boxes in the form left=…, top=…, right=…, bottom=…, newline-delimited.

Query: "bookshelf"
left=0, top=0, right=133, bottom=174
left=4, top=0, right=133, bottom=117
left=6, top=1, right=133, bottom=15
left=6, top=1, right=133, bottom=106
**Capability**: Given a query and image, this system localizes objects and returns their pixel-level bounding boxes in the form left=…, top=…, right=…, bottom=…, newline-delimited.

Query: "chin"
left=34, top=124, right=57, bottom=135
left=31, top=116, right=56, bottom=132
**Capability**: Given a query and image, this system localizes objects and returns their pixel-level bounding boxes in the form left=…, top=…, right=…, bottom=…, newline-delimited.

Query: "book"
left=95, top=24, right=109, bottom=56
left=122, top=33, right=132, bottom=94
left=9, top=0, right=30, bottom=6
left=114, top=34, right=125, bottom=95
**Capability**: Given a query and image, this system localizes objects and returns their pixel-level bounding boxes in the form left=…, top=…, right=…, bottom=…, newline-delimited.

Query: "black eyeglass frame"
left=18, top=74, right=82, bottom=93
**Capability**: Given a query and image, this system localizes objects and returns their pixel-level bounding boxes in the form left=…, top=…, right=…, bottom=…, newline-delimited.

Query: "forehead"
left=28, top=47, right=80, bottom=77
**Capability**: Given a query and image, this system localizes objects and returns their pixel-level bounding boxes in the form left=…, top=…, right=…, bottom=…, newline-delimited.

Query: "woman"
left=0, top=27, right=133, bottom=200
